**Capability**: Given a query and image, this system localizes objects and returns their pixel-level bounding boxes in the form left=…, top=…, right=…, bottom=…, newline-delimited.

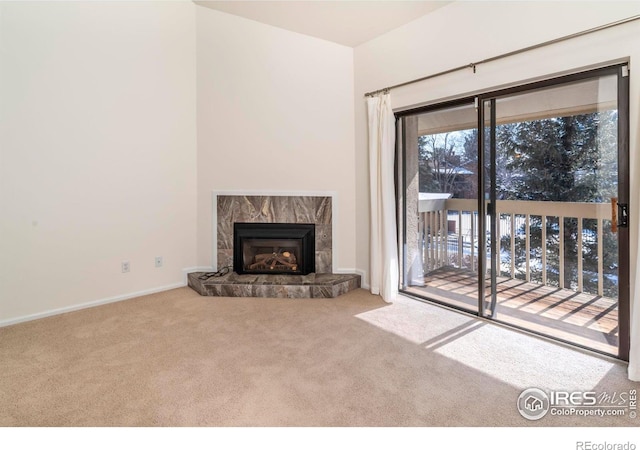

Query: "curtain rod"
left=364, top=14, right=640, bottom=97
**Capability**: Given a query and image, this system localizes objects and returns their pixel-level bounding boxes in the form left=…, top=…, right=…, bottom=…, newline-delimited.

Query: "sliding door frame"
left=396, top=62, right=630, bottom=360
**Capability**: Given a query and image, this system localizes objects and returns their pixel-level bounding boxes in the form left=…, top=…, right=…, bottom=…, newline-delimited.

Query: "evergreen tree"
left=495, top=112, right=618, bottom=296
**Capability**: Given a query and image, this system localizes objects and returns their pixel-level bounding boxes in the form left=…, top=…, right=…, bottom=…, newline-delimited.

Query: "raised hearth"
left=188, top=272, right=360, bottom=299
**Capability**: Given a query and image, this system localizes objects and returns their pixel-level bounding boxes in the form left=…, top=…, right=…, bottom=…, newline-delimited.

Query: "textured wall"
left=217, top=196, right=332, bottom=273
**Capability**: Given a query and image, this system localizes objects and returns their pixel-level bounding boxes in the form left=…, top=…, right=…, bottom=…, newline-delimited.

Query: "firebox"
left=233, top=223, right=315, bottom=275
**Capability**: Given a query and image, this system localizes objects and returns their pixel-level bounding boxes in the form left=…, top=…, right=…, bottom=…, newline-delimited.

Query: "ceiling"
left=193, top=1, right=451, bottom=47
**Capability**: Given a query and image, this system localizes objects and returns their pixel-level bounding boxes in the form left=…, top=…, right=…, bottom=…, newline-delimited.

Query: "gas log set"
left=248, top=250, right=298, bottom=272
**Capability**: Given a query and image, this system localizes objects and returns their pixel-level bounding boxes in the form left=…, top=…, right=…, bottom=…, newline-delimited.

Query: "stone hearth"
left=188, top=272, right=360, bottom=299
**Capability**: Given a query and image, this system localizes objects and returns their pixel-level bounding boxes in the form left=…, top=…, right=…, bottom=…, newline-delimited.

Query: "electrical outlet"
left=122, top=261, right=130, bottom=273
left=155, top=256, right=163, bottom=268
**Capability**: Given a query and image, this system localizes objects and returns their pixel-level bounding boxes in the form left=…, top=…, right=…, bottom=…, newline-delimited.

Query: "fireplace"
left=233, top=223, right=315, bottom=275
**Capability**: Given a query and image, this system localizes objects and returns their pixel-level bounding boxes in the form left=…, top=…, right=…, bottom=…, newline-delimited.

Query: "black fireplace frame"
left=233, top=222, right=315, bottom=275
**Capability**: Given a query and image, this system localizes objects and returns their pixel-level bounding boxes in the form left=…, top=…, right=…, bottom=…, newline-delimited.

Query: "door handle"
left=611, top=197, right=629, bottom=233
left=618, top=202, right=629, bottom=228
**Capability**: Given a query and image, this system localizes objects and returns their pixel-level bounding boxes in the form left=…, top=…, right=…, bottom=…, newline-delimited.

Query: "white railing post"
left=458, top=210, right=463, bottom=268
left=419, top=212, right=426, bottom=274
left=510, top=213, right=516, bottom=279
left=525, top=214, right=531, bottom=282
left=443, top=211, right=448, bottom=267
left=578, top=218, right=583, bottom=292
left=542, top=215, right=547, bottom=286
left=471, top=211, right=476, bottom=273
left=598, top=218, right=604, bottom=296
left=559, top=217, right=565, bottom=289
left=496, top=213, right=501, bottom=277
left=433, top=211, right=437, bottom=269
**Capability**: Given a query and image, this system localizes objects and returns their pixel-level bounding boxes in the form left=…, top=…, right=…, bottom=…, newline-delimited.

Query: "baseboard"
left=334, top=268, right=369, bottom=290
left=356, top=269, right=369, bottom=289
left=182, top=266, right=214, bottom=284
left=0, top=282, right=186, bottom=328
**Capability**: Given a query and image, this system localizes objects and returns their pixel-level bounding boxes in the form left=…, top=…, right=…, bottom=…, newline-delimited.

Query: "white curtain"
left=367, top=93, right=399, bottom=303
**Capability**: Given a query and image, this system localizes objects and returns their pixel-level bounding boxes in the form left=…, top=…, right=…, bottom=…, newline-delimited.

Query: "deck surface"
left=405, top=266, right=618, bottom=355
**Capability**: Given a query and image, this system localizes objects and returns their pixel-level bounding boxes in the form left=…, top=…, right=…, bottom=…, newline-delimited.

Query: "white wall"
left=195, top=7, right=356, bottom=271
left=6, top=0, right=635, bottom=325
left=0, top=2, right=197, bottom=323
left=354, top=1, right=640, bottom=288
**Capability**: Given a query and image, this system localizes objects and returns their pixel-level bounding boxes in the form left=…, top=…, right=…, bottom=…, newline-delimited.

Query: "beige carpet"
left=0, top=287, right=637, bottom=427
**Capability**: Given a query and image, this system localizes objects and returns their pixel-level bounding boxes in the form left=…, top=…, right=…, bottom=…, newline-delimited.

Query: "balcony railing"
left=419, top=198, right=616, bottom=297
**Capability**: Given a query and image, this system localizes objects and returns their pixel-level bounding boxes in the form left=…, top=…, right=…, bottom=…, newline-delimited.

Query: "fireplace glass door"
left=233, top=223, right=315, bottom=275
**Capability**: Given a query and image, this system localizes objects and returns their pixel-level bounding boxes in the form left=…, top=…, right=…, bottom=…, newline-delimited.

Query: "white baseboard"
left=182, top=266, right=214, bottom=284
left=334, top=268, right=369, bottom=290
left=0, top=282, right=186, bottom=328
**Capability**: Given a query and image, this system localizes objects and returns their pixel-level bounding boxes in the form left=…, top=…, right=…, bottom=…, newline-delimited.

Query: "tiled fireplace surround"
left=216, top=195, right=333, bottom=273
left=188, top=194, right=361, bottom=298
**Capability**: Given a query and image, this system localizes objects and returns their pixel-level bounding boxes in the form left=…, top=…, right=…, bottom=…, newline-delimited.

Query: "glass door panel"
left=400, top=103, right=481, bottom=313
left=486, top=73, right=624, bottom=356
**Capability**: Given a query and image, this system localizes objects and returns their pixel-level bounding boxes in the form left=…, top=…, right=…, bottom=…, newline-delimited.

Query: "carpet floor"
left=0, top=287, right=637, bottom=426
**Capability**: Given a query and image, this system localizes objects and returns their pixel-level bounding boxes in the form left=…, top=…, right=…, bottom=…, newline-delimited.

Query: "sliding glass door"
left=398, top=64, right=629, bottom=359
left=399, top=101, right=483, bottom=314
